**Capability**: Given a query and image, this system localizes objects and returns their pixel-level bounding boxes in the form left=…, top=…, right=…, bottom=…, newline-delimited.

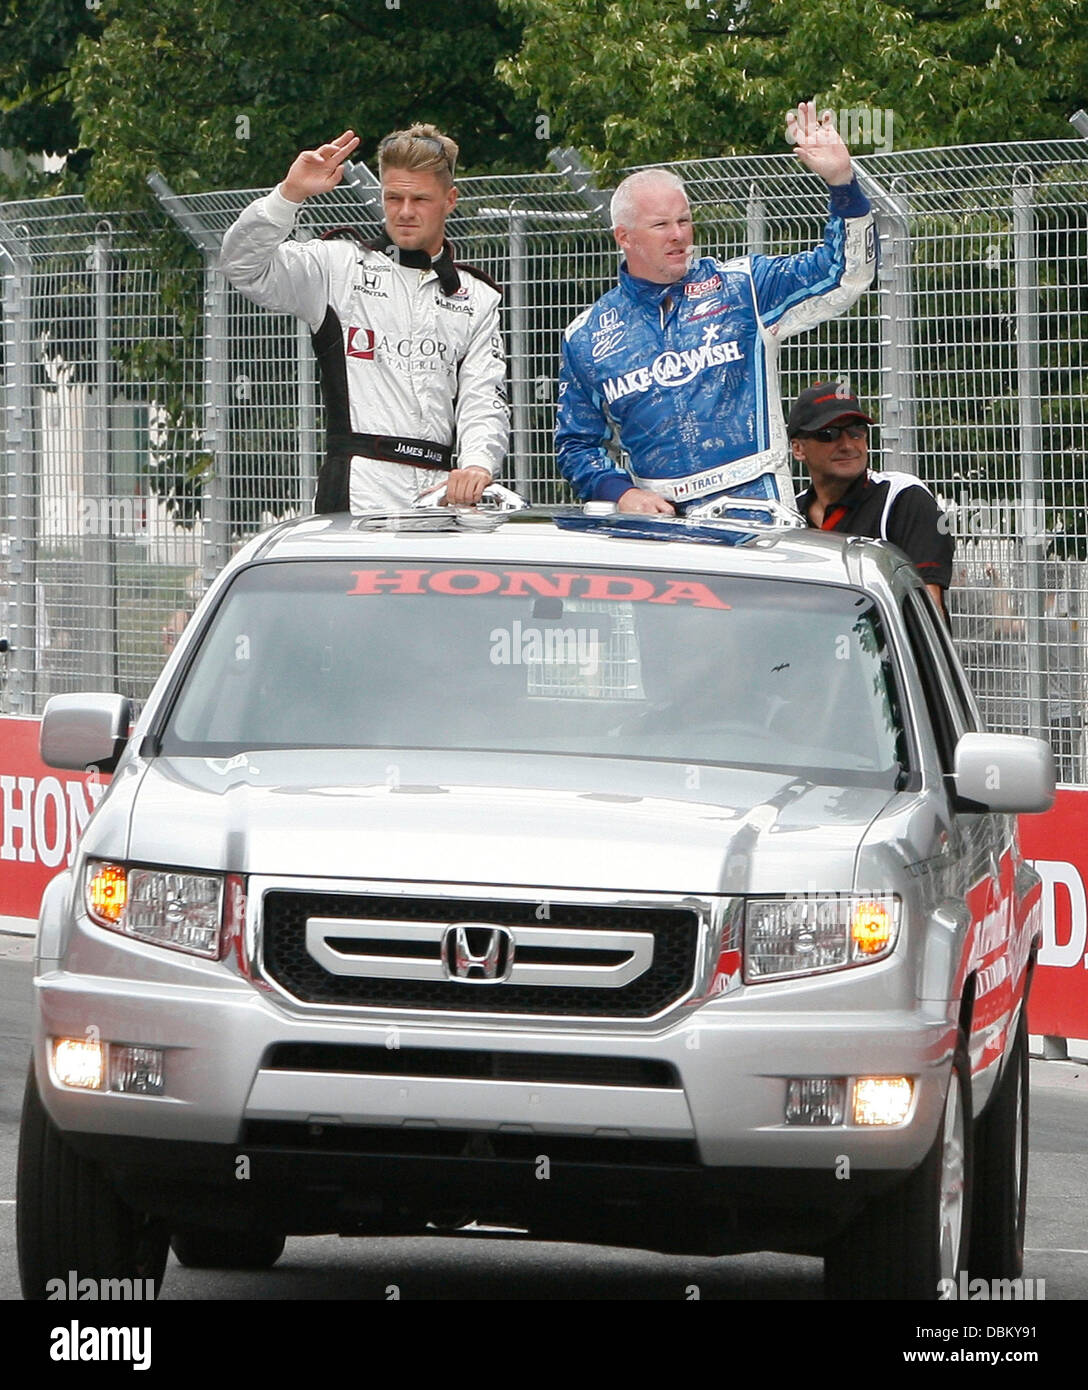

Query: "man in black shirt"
left=790, top=383, right=953, bottom=616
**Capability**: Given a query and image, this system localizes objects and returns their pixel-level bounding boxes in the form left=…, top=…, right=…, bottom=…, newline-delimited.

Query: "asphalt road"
left=2, top=934, right=1085, bottom=1312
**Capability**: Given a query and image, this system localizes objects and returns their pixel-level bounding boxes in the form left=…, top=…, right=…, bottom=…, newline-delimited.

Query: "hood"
left=111, top=749, right=894, bottom=896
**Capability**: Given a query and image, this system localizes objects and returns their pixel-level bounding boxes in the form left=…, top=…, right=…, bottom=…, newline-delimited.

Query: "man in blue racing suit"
left=556, top=103, right=877, bottom=516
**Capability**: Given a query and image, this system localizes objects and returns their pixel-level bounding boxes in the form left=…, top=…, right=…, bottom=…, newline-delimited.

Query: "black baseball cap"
left=788, top=383, right=875, bottom=437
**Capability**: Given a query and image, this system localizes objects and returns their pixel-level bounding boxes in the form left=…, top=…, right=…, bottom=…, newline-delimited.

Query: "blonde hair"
left=377, top=123, right=458, bottom=188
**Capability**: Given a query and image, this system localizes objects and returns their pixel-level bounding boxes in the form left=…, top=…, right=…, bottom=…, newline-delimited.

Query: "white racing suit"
left=219, top=185, right=509, bottom=512
left=557, top=178, right=877, bottom=513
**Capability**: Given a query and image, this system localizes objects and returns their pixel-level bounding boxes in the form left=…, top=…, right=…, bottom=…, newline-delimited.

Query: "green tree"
left=67, top=0, right=544, bottom=209
left=497, top=0, right=1088, bottom=166
left=0, top=0, right=100, bottom=194
left=1, top=0, right=543, bottom=202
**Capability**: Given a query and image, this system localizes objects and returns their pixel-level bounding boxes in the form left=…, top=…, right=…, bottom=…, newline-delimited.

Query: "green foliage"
left=497, top=0, right=1088, bottom=166
left=0, top=1, right=543, bottom=201
left=65, top=0, right=544, bottom=210
left=0, top=0, right=99, bottom=162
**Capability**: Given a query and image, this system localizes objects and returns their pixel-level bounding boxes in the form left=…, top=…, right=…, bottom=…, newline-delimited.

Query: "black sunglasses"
left=796, top=423, right=869, bottom=443
left=378, top=133, right=455, bottom=178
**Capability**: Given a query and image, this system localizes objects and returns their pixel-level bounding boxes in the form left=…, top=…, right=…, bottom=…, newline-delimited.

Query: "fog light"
left=853, top=1077, right=913, bottom=1125
left=53, top=1037, right=104, bottom=1090
left=109, top=1045, right=165, bottom=1095
left=785, top=1078, right=847, bottom=1125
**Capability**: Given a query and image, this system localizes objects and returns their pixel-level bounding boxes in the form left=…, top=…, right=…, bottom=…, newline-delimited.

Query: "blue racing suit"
left=556, top=179, right=877, bottom=510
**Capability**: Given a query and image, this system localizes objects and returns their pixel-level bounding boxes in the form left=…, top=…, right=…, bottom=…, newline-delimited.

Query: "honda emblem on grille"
left=441, top=924, right=514, bottom=983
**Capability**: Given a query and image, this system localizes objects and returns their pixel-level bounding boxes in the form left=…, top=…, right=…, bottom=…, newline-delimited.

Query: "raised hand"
left=786, top=101, right=853, bottom=187
left=281, top=130, right=361, bottom=204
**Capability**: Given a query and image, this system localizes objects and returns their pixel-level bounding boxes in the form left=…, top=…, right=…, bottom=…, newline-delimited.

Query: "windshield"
left=160, top=560, right=906, bottom=785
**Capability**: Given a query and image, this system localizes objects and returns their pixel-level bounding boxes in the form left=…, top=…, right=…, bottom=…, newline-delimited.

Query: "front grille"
left=265, top=1043, right=678, bottom=1088
left=261, top=892, right=700, bottom=1017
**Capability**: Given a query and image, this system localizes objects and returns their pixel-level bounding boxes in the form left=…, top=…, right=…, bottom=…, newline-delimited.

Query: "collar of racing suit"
left=320, top=223, right=464, bottom=295
left=617, top=261, right=698, bottom=312
left=367, top=229, right=463, bottom=296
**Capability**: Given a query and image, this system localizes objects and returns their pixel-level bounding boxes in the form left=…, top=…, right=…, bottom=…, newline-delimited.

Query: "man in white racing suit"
left=220, top=124, right=508, bottom=513
left=556, top=103, right=877, bottom=517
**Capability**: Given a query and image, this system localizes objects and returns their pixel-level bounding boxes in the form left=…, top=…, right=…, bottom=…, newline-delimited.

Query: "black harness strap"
left=327, top=432, right=453, bottom=471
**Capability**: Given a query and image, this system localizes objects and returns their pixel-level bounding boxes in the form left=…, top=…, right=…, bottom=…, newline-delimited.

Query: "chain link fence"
left=2, top=139, right=1087, bottom=779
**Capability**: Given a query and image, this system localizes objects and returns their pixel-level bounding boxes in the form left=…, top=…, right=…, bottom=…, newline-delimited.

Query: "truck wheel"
left=969, top=1009, right=1028, bottom=1279
left=824, top=1031, right=972, bottom=1299
left=171, top=1227, right=286, bottom=1270
left=16, top=1062, right=169, bottom=1301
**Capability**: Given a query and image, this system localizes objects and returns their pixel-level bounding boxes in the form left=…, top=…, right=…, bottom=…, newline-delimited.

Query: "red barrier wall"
left=0, top=717, right=105, bottom=920
left=1, top=716, right=1085, bottom=1038
left=1019, top=790, right=1088, bottom=1040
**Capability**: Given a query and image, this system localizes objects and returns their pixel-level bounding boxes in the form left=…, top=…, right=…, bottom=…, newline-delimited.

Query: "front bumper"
left=35, top=939, right=953, bottom=1168
left=31, top=880, right=961, bottom=1252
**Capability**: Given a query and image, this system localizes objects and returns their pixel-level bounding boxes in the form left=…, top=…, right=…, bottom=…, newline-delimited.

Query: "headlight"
left=84, top=861, right=224, bottom=958
left=744, top=893, right=900, bottom=981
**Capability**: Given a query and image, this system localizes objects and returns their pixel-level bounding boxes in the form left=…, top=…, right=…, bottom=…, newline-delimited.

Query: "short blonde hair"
left=377, top=123, right=458, bottom=188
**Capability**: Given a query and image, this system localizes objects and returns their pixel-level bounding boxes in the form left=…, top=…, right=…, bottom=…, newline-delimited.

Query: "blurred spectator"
left=161, top=609, right=190, bottom=656
left=161, top=569, right=203, bottom=659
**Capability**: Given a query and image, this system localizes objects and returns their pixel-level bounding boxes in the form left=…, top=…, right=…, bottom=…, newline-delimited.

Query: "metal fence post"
left=201, top=253, right=231, bottom=586
left=508, top=211, right=532, bottom=499
left=746, top=184, right=766, bottom=256
left=296, top=321, right=318, bottom=508
left=1014, top=168, right=1046, bottom=738
left=340, top=159, right=384, bottom=222
left=547, top=149, right=612, bottom=226
left=146, top=173, right=230, bottom=590
left=85, top=222, right=114, bottom=686
left=855, top=169, right=916, bottom=473
left=290, top=224, right=320, bottom=509
left=0, top=226, right=37, bottom=713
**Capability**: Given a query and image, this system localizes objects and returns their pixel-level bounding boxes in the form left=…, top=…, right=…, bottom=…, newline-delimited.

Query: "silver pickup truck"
left=17, top=506, right=1054, bottom=1299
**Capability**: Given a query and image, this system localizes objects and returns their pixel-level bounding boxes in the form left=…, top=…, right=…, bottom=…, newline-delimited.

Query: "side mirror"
left=39, top=693, right=133, bottom=773
left=952, top=732, right=1055, bottom=814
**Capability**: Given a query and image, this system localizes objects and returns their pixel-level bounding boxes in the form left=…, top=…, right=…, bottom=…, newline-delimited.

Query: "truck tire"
left=16, top=1062, right=169, bottom=1301
left=824, top=1031, right=972, bottom=1300
left=969, top=1009, right=1028, bottom=1279
left=171, top=1227, right=286, bottom=1270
